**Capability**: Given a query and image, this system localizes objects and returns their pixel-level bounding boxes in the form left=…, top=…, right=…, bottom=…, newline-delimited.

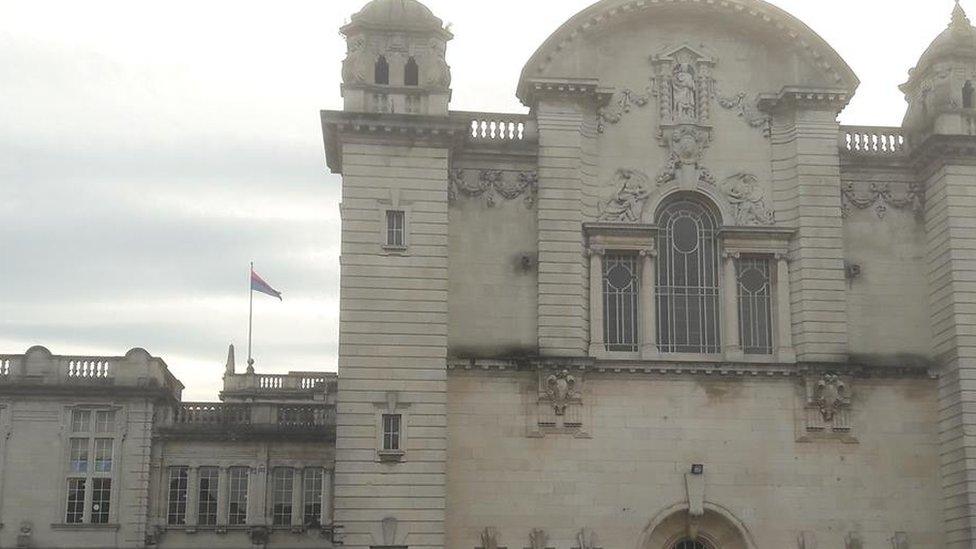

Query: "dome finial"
left=952, top=0, right=971, bottom=32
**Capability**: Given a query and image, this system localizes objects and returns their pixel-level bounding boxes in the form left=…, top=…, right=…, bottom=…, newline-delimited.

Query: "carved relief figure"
left=816, top=374, right=848, bottom=422
left=721, top=173, right=776, bottom=226
left=481, top=527, right=500, bottom=549
left=424, top=39, right=452, bottom=88
left=545, top=370, right=578, bottom=416
left=672, top=62, right=698, bottom=122
left=529, top=529, right=549, bottom=549
left=342, top=36, right=371, bottom=84
left=598, top=169, right=651, bottom=222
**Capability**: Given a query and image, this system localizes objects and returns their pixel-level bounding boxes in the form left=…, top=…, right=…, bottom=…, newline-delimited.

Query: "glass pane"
left=69, top=438, right=89, bottom=473
left=91, top=478, right=111, bottom=524
left=303, top=469, right=324, bottom=527
left=272, top=468, right=294, bottom=526
left=167, top=466, right=188, bottom=525
left=71, top=410, right=91, bottom=433
left=382, top=414, right=401, bottom=450
left=737, top=257, right=773, bottom=355
left=603, top=254, right=640, bottom=352
left=228, top=467, right=249, bottom=526
left=66, top=478, right=86, bottom=524
left=94, top=439, right=113, bottom=473
left=95, top=410, right=115, bottom=433
left=198, top=467, right=219, bottom=526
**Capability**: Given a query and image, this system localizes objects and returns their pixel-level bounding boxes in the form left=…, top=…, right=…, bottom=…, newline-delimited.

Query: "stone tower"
left=904, top=3, right=976, bottom=547
left=326, top=1, right=454, bottom=548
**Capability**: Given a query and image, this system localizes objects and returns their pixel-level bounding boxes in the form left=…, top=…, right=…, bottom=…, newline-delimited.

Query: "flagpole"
left=247, top=261, right=255, bottom=372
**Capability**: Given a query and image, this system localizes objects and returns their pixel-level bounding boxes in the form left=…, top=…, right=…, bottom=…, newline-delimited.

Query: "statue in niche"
left=721, top=173, right=775, bottom=226
left=672, top=62, right=698, bottom=123
left=816, top=374, right=848, bottom=422
left=598, top=169, right=650, bottom=223
left=545, top=370, right=578, bottom=416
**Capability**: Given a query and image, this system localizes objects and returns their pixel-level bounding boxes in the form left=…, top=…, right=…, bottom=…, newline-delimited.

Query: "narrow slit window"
left=271, top=468, right=294, bottom=526
left=603, top=254, right=640, bottom=352
left=167, top=466, right=189, bottom=525
left=656, top=198, right=722, bottom=354
left=197, top=467, right=219, bottom=526
left=303, top=468, right=324, bottom=527
left=374, top=55, right=389, bottom=85
left=386, top=210, right=405, bottom=248
left=737, top=257, right=774, bottom=355
left=382, top=414, right=401, bottom=451
left=228, top=467, right=249, bottom=526
left=404, top=57, right=419, bottom=86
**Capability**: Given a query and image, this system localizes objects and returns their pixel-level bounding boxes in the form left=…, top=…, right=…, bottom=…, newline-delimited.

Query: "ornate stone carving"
left=841, top=182, right=925, bottom=220
left=342, top=36, right=372, bottom=85
left=718, top=91, right=771, bottom=136
left=574, top=528, right=601, bottom=549
left=480, top=527, right=503, bottom=549
left=598, top=88, right=651, bottom=133
left=816, top=374, right=849, bottom=423
left=721, top=173, right=776, bottom=226
left=598, top=169, right=651, bottom=222
left=545, top=369, right=578, bottom=416
left=891, top=532, right=909, bottom=549
left=652, top=44, right=715, bottom=128
left=527, top=529, right=550, bottom=549
left=449, top=169, right=538, bottom=209
left=656, top=125, right=714, bottom=188
left=423, top=39, right=452, bottom=89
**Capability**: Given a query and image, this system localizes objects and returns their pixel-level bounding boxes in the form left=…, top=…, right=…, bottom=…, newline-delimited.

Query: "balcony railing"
left=222, top=370, right=336, bottom=396
left=66, top=358, right=113, bottom=381
left=169, top=402, right=335, bottom=430
left=175, top=403, right=251, bottom=426
left=840, top=126, right=907, bottom=157
left=453, top=111, right=537, bottom=144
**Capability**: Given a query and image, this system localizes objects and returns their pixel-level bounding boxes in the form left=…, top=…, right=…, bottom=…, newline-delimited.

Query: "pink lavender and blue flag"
left=250, top=268, right=282, bottom=301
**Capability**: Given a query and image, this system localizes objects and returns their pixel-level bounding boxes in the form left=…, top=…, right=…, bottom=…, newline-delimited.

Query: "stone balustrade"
left=162, top=401, right=336, bottom=440
left=454, top=111, right=537, bottom=143
left=840, top=125, right=908, bottom=156
left=222, top=369, right=337, bottom=398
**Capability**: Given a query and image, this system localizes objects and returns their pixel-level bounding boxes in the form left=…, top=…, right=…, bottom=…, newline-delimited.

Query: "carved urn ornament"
left=545, top=370, right=578, bottom=416
left=816, top=374, right=848, bottom=422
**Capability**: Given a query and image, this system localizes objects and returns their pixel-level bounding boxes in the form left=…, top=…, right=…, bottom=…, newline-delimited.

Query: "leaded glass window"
left=737, top=256, right=773, bottom=355
left=656, top=199, right=721, bottom=353
left=603, top=254, right=640, bottom=352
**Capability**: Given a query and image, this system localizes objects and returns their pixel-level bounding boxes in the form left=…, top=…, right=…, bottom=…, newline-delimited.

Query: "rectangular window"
left=167, top=466, right=189, bottom=525
left=66, top=478, right=86, bottom=524
left=736, top=257, right=774, bottom=355
left=91, top=478, right=111, bottom=524
left=603, top=254, right=640, bottom=352
left=94, top=410, right=115, bottom=433
left=228, top=467, right=248, bottom=526
left=71, top=410, right=91, bottom=433
left=303, top=469, right=323, bottom=527
left=93, top=439, right=113, bottom=473
left=197, top=467, right=219, bottom=526
left=271, top=468, right=294, bottom=526
left=382, top=414, right=401, bottom=451
left=69, top=438, right=89, bottom=473
left=386, top=210, right=405, bottom=248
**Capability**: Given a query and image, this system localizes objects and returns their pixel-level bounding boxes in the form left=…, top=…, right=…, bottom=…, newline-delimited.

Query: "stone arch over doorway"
left=637, top=502, right=758, bottom=549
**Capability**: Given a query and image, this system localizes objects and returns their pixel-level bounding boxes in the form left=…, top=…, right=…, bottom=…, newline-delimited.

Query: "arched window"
left=656, top=197, right=721, bottom=354
left=672, top=539, right=713, bottom=549
left=404, top=57, right=419, bottom=87
left=374, top=55, right=390, bottom=85
left=964, top=81, right=974, bottom=109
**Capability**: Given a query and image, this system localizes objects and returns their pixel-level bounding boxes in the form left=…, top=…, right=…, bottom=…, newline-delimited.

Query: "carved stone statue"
left=598, top=169, right=650, bottom=222
left=816, top=374, right=848, bottom=422
left=721, top=173, right=775, bottom=226
left=529, top=529, right=549, bottom=549
left=672, top=62, right=698, bottom=122
left=545, top=370, right=578, bottom=416
left=481, top=527, right=500, bottom=549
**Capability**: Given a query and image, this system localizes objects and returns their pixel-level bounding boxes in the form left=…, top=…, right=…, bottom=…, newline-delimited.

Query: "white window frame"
left=377, top=190, right=413, bottom=255
left=374, top=392, right=409, bottom=463
left=62, top=406, right=120, bottom=526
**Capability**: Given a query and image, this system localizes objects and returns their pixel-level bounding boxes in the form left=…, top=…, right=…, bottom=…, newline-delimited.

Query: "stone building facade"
left=4, top=0, right=976, bottom=548
left=320, top=0, right=976, bottom=548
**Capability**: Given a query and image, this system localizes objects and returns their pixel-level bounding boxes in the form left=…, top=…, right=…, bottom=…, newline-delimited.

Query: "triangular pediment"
left=651, top=43, right=716, bottom=65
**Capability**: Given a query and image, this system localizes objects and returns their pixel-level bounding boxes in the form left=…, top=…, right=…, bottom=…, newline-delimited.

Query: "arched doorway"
left=638, top=503, right=756, bottom=549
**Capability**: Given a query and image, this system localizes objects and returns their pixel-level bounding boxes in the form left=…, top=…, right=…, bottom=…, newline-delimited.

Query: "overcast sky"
left=0, top=0, right=953, bottom=399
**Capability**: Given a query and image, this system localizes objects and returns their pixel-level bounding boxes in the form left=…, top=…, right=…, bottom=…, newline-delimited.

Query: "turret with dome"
left=339, top=0, right=452, bottom=116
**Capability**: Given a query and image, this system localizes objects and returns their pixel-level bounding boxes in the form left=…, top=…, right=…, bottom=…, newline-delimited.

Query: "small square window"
left=382, top=414, right=401, bottom=451
left=386, top=210, right=405, bottom=248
